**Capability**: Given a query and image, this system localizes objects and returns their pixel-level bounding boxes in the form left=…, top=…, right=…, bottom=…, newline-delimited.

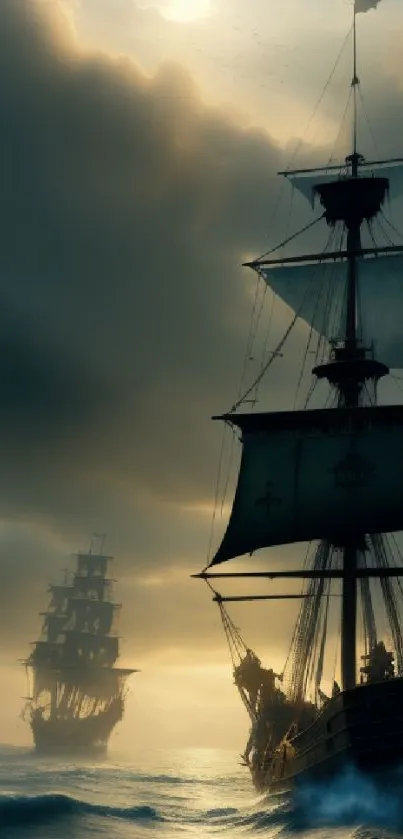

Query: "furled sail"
left=48, top=586, right=71, bottom=611
left=77, top=553, right=111, bottom=577
left=63, top=631, right=119, bottom=667
left=44, top=613, right=67, bottom=643
left=32, top=668, right=58, bottom=701
left=31, top=665, right=136, bottom=705
left=72, top=575, right=112, bottom=600
left=260, top=253, right=403, bottom=368
left=211, top=405, right=403, bottom=565
left=68, top=599, right=117, bottom=635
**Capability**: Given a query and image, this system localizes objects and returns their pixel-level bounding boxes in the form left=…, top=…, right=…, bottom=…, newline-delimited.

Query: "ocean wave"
left=4, top=761, right=402, bottom=836
left=0, top=793, right=165, bottom=828
left=176, top=797, right=293, bottom=833
left=0, top=791, right=293, bottom=833
left=189, top=776, right=403, bottom=834
left=119, top=772, right=207, bottom=786
left=292, top=767, right=403, bottom=830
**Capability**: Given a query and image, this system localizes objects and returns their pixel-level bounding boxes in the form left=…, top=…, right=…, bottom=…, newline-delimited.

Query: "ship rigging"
left=196, top=0, right=403, bottom=790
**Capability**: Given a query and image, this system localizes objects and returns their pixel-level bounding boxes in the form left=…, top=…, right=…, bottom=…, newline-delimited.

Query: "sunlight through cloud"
left=163, top=0, right=214, bottom=23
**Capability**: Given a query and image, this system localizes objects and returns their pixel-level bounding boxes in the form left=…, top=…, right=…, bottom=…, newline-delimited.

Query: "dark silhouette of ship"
left=196, top=0, right=403, bottom=791
left=23, top=535, right=137, bottom=755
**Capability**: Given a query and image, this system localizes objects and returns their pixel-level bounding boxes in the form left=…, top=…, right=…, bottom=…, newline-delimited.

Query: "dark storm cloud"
left=0, top=525, right=70, bottom=654
left=0, top=0, right=284, bottom=500
left=0, top=0, right=300, bottom=650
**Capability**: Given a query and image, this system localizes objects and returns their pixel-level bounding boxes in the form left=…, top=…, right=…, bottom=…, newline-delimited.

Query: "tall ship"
left=196, top=0, right=403, bottom=791
left=23, top=536, right=137, bottom=754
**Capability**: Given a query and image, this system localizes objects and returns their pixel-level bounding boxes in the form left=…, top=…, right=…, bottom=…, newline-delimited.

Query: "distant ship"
left=196, top=0, right=403, bottom=791
left=23, top=535, right=137, bottom=755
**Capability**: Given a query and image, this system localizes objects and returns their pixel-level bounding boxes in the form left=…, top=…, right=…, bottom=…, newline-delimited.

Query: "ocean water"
left=1, top=744, right=403, bottom=839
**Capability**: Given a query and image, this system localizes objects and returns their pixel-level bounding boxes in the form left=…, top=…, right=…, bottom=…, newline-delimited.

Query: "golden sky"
left=1, top=0, right=403, bottom=755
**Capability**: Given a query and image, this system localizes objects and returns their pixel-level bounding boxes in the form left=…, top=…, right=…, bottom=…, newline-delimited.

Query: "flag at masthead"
left=354, top=0, right=381, bottom=14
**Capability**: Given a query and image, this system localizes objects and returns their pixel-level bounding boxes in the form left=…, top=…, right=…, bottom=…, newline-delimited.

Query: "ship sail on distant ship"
left=23, top=535, right=137, bottom=754
left=196, top=0, right=403, bottom=790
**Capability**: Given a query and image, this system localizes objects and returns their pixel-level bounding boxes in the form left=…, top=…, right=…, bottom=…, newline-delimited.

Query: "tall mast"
left=203, top=1, right=398, bottom=703
left=340, top=7, right=361, bottom=691
left=263, top=10, right=388, bottom=691
left=352, top=8, right=359, bottom=168
left=346, top=7, right=360, bottom=348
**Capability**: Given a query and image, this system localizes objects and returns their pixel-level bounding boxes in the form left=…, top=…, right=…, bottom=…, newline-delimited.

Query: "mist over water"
left=1, top=746, right=403, bottom=838
left=294, top=767, right=403, bottom=830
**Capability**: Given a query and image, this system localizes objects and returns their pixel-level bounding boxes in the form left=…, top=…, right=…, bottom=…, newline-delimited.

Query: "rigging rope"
left=204, top=423, right=229, bottom=568
left=328, top=87, right=353, bottom=166
left=285, top=25, right=353, bottom=173
left=211, top=583, right=256, bottom=719
left=370, top=534, right=403, bottom=676
left=357, top=85, right=381, bottom=160
left=360, top=551, right=377, bottom=657
left=281, top=543, right=315, bottom=681
left=250, top=288, right=277, bottom=410
left=231, top=223, right=336, bottom=414
left=286, top=541, right=333, bottom=702
left=331, top=611, right=341, bottom=688
left=251, top=213, right=324, bottom=264
left=380, top=210, right=403, bottom=242
left=315, top=592, right=330, bottom=694
left=236, top=271, right=264, bottom=401
left=230, top=309, right=298, bottom=413
left=293, top=226, right=342, bottom=409
left=230, top=278, right=322, bottom=413
left=247, top=23, right=352, bottom=274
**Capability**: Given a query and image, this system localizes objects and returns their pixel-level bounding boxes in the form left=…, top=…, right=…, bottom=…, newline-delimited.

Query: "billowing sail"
left=211, top=405, right=403, bottom=565
left=261, top=253, right=403, bottom=368
left=287, top=162, right=403, bottom=208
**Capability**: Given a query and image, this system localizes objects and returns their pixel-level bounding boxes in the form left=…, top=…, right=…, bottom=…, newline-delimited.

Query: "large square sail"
left=211, top=406, right=403, bottom=565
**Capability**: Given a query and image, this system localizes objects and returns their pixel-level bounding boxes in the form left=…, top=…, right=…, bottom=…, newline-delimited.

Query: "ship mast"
left=311, top=8, right=382, bottom=690
left=340, top=6, right=361, bottom=692
left=199, top=1, right=403, bottom=703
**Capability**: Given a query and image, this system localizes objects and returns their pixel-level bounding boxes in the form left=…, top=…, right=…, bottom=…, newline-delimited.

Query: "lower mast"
left=340, top=217, right=361, bottom=691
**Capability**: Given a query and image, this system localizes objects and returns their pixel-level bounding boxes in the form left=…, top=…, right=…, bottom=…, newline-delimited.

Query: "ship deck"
left=252, top=677, right=403, bottom=792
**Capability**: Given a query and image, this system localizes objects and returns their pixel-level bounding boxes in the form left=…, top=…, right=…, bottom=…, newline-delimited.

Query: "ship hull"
left=251, top=677, right=403, bottom=792
left=31, top=705, right=122, bottom=756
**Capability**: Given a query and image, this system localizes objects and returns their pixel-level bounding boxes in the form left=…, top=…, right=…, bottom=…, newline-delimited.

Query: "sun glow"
left=163, top=0, right=213, bottom=23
